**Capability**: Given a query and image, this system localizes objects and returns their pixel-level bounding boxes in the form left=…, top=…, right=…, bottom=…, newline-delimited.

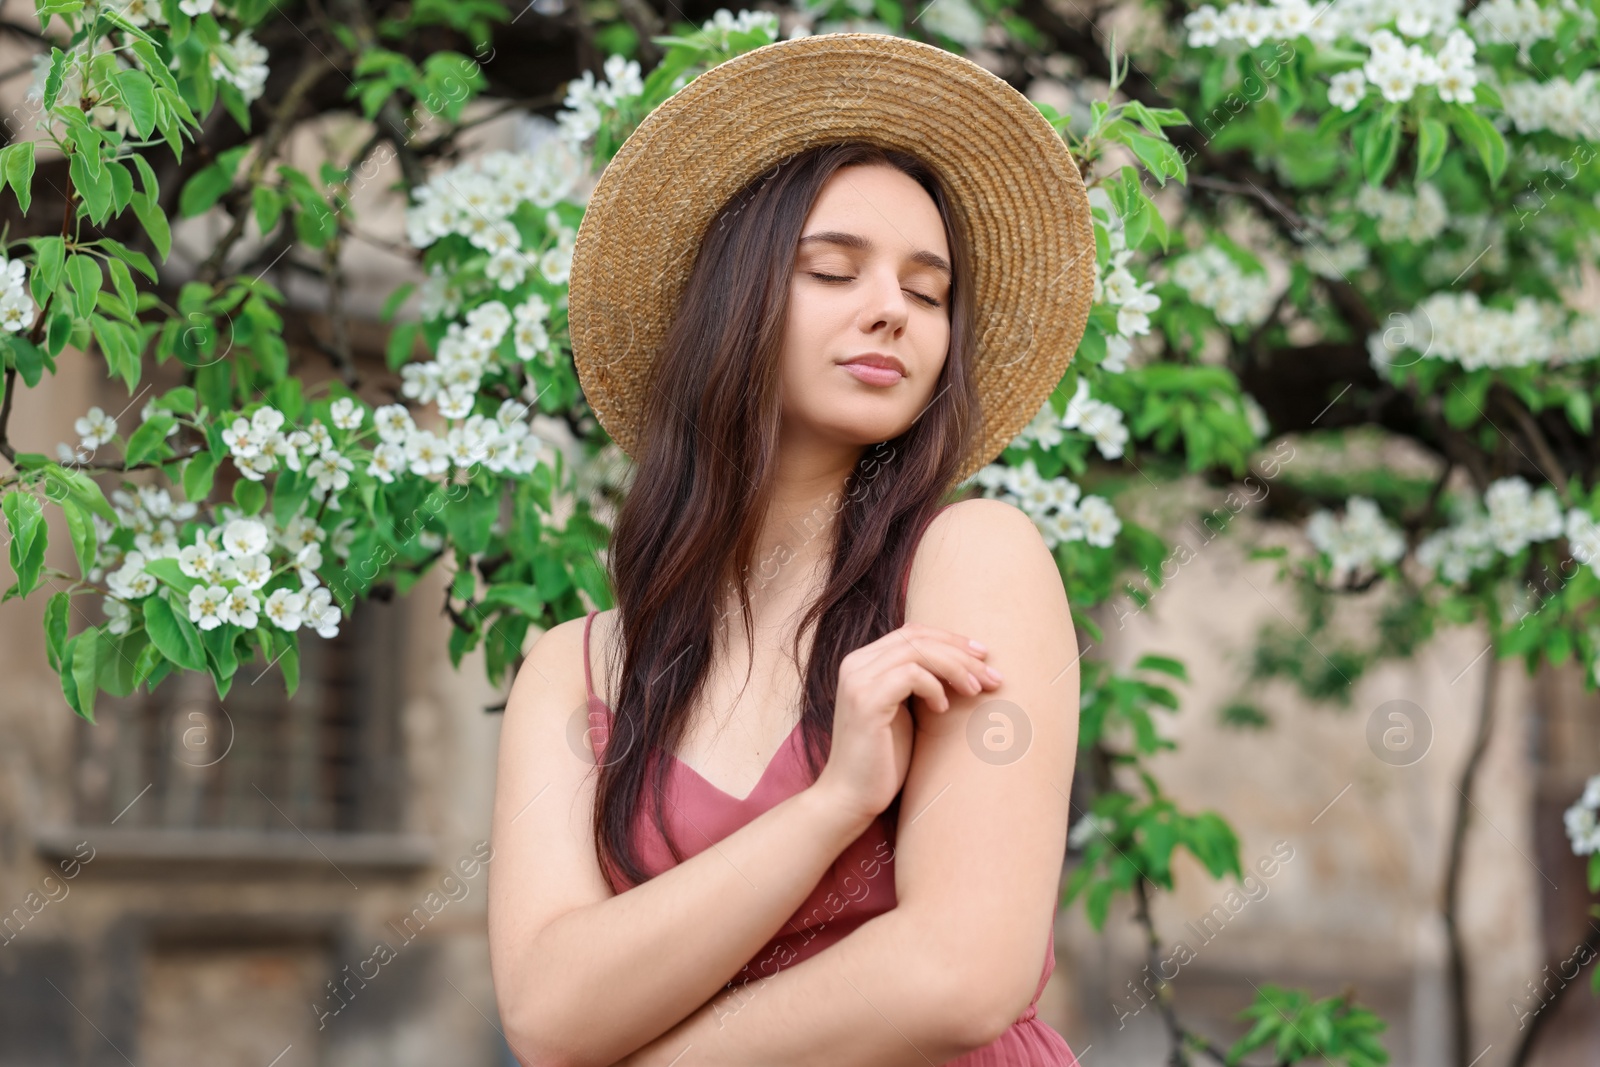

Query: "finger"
left=864, top=626, right=987, bottom=672
left=895, top=661, right=952, bottom=713
left=893, top=637, right=1000, bottom=697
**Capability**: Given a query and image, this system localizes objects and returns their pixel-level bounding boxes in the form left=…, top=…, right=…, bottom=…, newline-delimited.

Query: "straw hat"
left=567, top=31, right=1097, bottom=489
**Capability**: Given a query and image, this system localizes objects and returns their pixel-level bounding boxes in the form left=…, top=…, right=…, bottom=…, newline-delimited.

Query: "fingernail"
left=969, top=639, right=987, bottom=651
left=987, top=666, right=1003, bottom=682
left=967, top=672, right=980, bottom=691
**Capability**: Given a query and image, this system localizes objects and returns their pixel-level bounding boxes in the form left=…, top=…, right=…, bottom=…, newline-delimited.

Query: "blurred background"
left=1, top=0, right=1599, bottom=1064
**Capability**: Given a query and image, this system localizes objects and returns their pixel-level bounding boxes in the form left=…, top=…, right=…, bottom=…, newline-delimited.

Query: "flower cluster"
left=1305, top=496, right=1406, bottom=579
left=1498, top=71, right=1600, bottom=140
left=0, top=252, right=35, bottom=333
left=1182, top=1, right=1331, bottom=48
left=1340, top=28, right=1478, bottom=107
left=696, top=7, right=783, bottom=48
left=1467, top=0, right=1593, bottom=56
left=101, top=505, right=356, bottom=640
left=1414, top=477, right=1571, bottom=584
left=1564, top=775, right=1600, bottom=854
left=1187, top=0, right=1461, bottom=48
left=1166, top=244, right=1278, bottom=328
left=1352, top=181, right=1448, bottom=244
left=1012, top=378, right=1130, bottom=459
left=556, top=53, right=647, bottom=145
left=1303, top=237, right=1371, bottom=281
left=368, top=398, right=545, bottom=481
left=405, top=147, right=584, bottom=276
left=917, top=0, right=987, bottom=48
left=1185, top=4, right=1479, bottom=113
left=208, top=26, right=270, bottom=104
left=971, top=458, right=1122, bottom=550
left=1368, top=291, right=1600, bottom=372
left=1088, top=187, right=1160, bottom=371
left=1063, top=378, right=1130, bottom=459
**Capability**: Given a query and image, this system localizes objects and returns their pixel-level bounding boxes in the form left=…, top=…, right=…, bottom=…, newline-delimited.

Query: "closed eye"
left=807, top=272, right=943, bottom=309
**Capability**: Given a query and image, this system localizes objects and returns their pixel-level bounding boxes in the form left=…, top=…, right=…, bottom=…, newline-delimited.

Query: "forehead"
left=799, top=165, right=950, bottom=272
left=806, top=167, right=940, bottom=251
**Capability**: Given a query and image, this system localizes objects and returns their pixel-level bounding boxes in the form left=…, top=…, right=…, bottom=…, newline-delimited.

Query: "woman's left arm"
left=615, top=498, right=1081, bottom=1066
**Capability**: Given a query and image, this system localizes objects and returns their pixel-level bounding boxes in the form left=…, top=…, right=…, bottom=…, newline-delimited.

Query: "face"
left=776, top=163, right=952, bottom=466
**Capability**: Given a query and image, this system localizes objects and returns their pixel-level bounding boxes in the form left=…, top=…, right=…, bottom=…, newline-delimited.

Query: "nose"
left=855, top=263, right=911, bottom=334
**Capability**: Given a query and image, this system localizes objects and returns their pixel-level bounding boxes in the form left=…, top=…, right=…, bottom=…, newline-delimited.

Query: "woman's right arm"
left=486, top=617, right=879, bottom=1067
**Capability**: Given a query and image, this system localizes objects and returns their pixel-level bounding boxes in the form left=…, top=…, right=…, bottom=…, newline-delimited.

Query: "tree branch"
left=1443, top=650, right=1501, bottom=1067
left=196, top=45, right=334, bottom=285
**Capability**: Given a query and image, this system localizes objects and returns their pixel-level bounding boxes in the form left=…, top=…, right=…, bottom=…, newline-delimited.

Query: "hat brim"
left=568, top=32, right=1097, bottom=489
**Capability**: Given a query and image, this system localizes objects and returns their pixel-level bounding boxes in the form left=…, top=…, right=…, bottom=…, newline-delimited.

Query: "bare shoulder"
left=510, top=607, right=615, bottom=715
left=908, top=497, right=1058, bottom=602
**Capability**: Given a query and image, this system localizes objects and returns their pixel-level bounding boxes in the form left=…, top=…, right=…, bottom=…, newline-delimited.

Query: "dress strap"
left=582, top=608, right=598, bottom=704
left=582, top=608, right=611, bottom=759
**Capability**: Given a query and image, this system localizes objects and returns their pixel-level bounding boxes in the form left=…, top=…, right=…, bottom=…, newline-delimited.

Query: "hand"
left=813, top=623, right=1002, bottom=827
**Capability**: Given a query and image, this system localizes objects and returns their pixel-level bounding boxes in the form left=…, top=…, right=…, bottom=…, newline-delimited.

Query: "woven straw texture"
left=567, top=32, right=1097, bottom=488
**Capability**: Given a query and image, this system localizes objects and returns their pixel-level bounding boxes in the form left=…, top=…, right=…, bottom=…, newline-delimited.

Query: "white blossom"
left=221, top=517, right=270, bottom=559
left=75, top=407, right=118, bottom=450
left=263, top=587, right=306, bottom=631
left=330, top=397, right=364, bottom=430
left=189, top=584, right=229, bottom=630
left=1305, top=496, right=1406, bottom=578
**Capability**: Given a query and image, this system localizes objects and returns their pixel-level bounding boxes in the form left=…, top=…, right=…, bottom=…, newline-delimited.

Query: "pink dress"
left=580, top=505, right=1081, bottom=1064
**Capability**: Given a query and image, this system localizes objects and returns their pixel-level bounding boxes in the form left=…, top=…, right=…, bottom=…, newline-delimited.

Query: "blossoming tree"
left=2, top=0, right=1599, bottom=1061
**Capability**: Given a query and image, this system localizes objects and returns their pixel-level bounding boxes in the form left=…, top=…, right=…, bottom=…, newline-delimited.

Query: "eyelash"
left=807, top=271, right=944, bottom=309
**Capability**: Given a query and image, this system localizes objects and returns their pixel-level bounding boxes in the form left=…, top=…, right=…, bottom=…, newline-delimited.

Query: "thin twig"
left=1443, top=650, right=1501, bottom=1067
left=196, top=46, right=335, bottom=285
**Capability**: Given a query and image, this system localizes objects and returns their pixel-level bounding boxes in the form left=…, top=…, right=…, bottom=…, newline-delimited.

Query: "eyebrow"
left=797, top=230, right=952, bottom=279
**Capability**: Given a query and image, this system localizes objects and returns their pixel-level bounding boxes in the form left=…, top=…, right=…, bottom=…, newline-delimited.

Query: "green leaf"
left=62, top=625, right=101, bottom=723
left=129, top=151, right=160, bottom=200
left=8, top=333, right=44, bottom=386
left=481, top=582, right=544, bottom=617
left=1415, top=117, right=1448, bottom=182
left=99, top=237, right=158, bottom=283
left=142, top=556, right=198, bottom=595
left=379, top=282, right=415, bottom=323
left=131, top=191, right=172, bottom=260
left=68, top=150, right=112, bottom=224
left=44, top=590, right=70, bottom=672
left=183, top=450, right=218, bottom=501
left=2, top=490, right=46, bottom=599
left=178, top=143, right=250, bottom=217
left=64, top=253, right=102, bottom=319
left=1449, top=104, right=1507, bottom=186
left=233, top=475, right=266, bottom=515
left=251, top=184, right=283, bottom=235
left=31, top=234, right=65, bottom=297
left=1361, top=114, right=1400, bottom=185
left=123, top=412, right=176, bottom=466
left=44, top=308, right=72, bottom=358
left=114, top=68, right=157, bottom=138
left=1567, top=391, right=1593, bottom=435
left=42, top=47, right=66, bottom=111
left=106, top=257, right=137, bottom=314
left=442, top=481, right=499, bottom=556
left=1, top=141, right=34, bottom=213
left=385, top=320, right=418, bottom=369
left=44, top=463, right=117, bottom=523
left=143, top=589, right=207, bottom=672
left=105, top=160, right=133, bottom=215
left=61, top=498, right=97, bottom=576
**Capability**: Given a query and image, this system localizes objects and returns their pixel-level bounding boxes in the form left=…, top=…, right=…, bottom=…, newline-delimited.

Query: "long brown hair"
left=592, top=141, right=981, bottom=891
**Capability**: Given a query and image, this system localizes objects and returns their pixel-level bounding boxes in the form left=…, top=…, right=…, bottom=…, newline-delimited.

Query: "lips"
left=838, top=353, right=906, bottom=387
left=839, top=353, right=906, bottom=375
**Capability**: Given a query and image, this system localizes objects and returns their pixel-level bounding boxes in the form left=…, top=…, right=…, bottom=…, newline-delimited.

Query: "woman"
left=488, top=33, right=1093, bottom=1066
